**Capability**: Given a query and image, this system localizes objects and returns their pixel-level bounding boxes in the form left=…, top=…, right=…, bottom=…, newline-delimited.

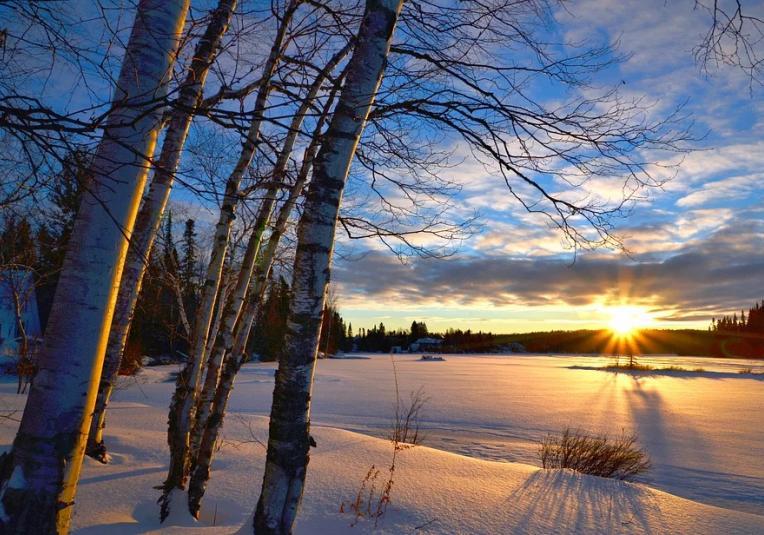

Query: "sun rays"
left=608, top=306, right=654, bottom=338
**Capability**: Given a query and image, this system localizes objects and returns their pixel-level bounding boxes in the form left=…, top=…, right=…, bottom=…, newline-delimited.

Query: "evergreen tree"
left=249, top=276, right=291, bottom=361
left=0, top=216, right=37, bottom=268
left=180, top=218, right=199, bottom=322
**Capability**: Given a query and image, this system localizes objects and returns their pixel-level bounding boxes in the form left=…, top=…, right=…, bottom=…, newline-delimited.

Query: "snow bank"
left=64, top=414, right=764, bottom=534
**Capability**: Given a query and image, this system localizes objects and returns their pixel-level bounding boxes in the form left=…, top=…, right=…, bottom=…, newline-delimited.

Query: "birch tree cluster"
left=0, top=0, right=703, bottom=533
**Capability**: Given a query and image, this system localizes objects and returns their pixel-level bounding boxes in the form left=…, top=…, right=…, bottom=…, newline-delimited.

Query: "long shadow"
left=75, top=496, right=247, bottom=534
left=78, top=465, right=165, bottom=486
left=624, top=376, right=673, bottom=466
left=507, top=469, right=665, bottom=534
left=620, top=375, right=757, bottom=514
left=568, top=366, right=764, bottom=381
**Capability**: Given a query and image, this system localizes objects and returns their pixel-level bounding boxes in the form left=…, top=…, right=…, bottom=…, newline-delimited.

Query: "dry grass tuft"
left=389, top=386, right=428, bottom=447
left=539, top=428, right=650, bottom=481
left=341, top=355, right=429, bottom=527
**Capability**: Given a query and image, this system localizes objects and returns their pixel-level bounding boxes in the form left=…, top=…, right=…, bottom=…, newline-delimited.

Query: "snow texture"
left=0, top=353, right=762, bottom=533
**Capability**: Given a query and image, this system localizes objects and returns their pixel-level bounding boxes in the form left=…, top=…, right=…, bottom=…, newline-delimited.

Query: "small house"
left=409, top=337, right=443, bottom=353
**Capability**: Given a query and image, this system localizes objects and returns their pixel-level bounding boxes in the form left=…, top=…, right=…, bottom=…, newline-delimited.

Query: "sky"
left=331, top=0, right=764, bottom=334
left=4, top=0, right=763, bottom=335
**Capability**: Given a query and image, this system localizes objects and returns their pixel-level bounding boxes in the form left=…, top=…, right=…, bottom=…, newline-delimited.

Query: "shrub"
left=604, top=362, right=654, bottom=372
left=341, top=356, right=428, bottom=527
left=539, top=428, right=650, bottom=480
left=389, top=386, right=428, bottom=446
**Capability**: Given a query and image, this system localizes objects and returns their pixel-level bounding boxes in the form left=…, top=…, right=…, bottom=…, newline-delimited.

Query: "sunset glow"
left=607, top=306, right=654, bottom=336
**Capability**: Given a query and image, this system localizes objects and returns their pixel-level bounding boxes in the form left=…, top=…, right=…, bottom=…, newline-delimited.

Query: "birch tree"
left=86, top=0, right=239, bottom=463
left=161, top=0, right=302, bottom=518
left=0, top=0, right=189, bottom=531
left=254, top=1, right=404, bottom=532
left=189, top=39, right=351, bottom=458
left=186, top=53, right=348, bottom=518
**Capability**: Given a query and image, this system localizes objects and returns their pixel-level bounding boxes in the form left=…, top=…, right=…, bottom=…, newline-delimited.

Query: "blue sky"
left=4, top=0, right=762, bottom=334
left=331, top=0, right=764, bottom=333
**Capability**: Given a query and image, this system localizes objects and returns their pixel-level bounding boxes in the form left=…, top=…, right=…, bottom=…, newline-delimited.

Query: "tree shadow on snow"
left=507, top=469, right=667, bottom=534
left=74, top=496, right=245, bottom=534
left=568, top=366, right=764, bottom=381
left=78, top=465, right=165, bottom=486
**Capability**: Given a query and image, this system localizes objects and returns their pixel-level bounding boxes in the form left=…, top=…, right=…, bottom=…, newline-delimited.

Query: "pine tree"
left=179, top=218, right=199, bottom=326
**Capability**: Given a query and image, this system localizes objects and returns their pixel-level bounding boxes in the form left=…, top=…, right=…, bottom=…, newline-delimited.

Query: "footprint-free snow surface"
left=1, top=353, right=762, bottom=533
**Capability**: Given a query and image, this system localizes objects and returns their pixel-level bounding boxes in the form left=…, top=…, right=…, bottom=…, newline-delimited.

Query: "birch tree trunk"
left=254, top=2, right=403, bottom=532
left=204, top=268, right=233, bottom=361
left=186, top=47, right=349, bottom=518
left=161, top=1, right=300, bottom=518
left=0, top=1, right=189, bottom=532
left=221, top=68, right=343, bottom=380
left=188, top=184, right=278, bottom=463
left=185, top=76, right=343, bottom=511
left=86, top=0, right=238, bottom=464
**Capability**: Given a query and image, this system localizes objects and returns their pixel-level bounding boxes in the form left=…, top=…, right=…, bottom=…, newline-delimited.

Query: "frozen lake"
left=2, top=352, right=761, bottom=521
left=206, top=353, right=764, bottom=516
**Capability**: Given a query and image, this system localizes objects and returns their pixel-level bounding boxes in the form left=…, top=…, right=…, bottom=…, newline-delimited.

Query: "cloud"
left=334, top=214, right=764, bottom=323
left=676, top=173, right=764, bottom=207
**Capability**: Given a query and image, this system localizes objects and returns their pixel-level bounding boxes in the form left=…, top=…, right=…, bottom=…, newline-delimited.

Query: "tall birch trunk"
left=204, top=268, right=232, bottom=361
left=86, top=0, right=238, bottom=464
left=161, top=1, right=300, bottom=518
left=254, top=2, right=403, bottom=532
left=0, top=1, right=189, bottom=532
left=188, top=184, right=278, bottom=463
left=221, top=71, right=343, bottom=383
left=186, top=79, right=342, bottom=509
left=186, top=47, right=349, bottom=518
left=188, top=38, right=350, bottom=468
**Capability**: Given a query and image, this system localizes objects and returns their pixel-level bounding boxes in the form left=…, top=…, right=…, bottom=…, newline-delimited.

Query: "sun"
left=607, top=306, right=652, bottom=337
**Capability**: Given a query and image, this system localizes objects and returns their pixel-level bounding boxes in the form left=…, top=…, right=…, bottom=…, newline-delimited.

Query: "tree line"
left=711, top=300, right=764, bottom=335
left=353, top=320, right=498, bottom=353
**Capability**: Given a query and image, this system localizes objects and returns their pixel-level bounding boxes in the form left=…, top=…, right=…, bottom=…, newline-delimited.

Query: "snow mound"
left=64, top=414, right=764, bottom=534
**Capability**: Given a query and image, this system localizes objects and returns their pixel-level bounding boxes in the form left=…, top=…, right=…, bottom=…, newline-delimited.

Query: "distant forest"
left=340, top=306, right=764, bottom=358
left=347, top=325, right=764, bottom=358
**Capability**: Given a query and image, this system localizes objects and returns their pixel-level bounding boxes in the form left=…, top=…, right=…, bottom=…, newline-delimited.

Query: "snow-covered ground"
left=1, top=353, right=763, bottom=533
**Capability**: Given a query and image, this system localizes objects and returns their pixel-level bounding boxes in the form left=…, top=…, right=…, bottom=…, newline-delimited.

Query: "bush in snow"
left=340, top=359, right=429, bottom=527
left=389, top=386, right=428, bottom=447
left=539, top=428, right=650, bottom=480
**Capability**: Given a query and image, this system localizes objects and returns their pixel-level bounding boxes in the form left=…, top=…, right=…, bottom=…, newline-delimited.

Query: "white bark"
left=0, top=1, right=189, bottom=532
left=204, top=270, right=232, bottom=361
left=161, top=0, right=300, bottom=518
left=86, top=0, right=238, bottom=463
left=183, top=78, right=344, bottom=513
left=254, top=1, right=404, bottom=532
left=217, top=78, right=341, bottom=377
left=188, top=186, right=278, bottom=465
left=187, top=46, right=351, bottom=503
